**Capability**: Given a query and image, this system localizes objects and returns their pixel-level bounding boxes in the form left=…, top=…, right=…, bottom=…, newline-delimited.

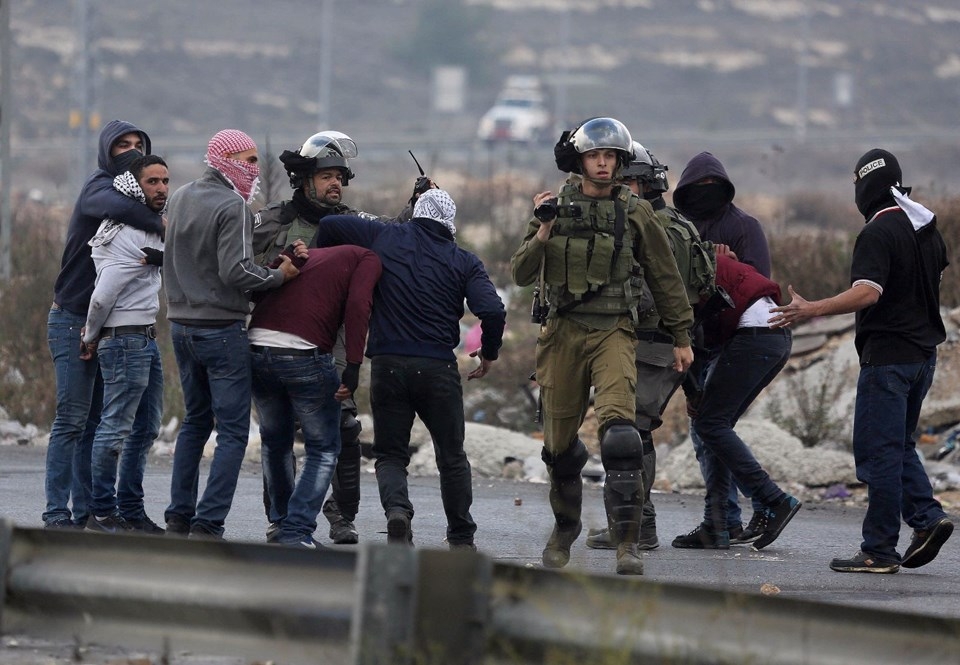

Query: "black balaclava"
left=854, top=148, right=901, bottom=220
left=111, top=148, right=144, bottom=175
left=679, top=182, right=728, bottom=220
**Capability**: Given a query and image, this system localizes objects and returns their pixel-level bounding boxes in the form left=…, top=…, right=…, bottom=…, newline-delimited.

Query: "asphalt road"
left=1, top=443, right=959, bottom=663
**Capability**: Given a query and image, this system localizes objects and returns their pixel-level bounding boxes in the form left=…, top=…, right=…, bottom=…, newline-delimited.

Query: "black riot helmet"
left=554, top=117, right=634, bottom=175
left=278, top=131, right=357, bottom=189
left=620, top=141, right=669, bottom=193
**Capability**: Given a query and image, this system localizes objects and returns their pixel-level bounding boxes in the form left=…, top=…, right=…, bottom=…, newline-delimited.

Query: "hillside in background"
left=6, top=0, right=960, bottom=200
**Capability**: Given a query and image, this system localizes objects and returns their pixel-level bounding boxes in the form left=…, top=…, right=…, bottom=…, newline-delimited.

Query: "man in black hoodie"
left=671, top=152, right=770, bottom=544
left=44, top=120, right=165, bottom=530
left=770, top=149, right=953, bottom=573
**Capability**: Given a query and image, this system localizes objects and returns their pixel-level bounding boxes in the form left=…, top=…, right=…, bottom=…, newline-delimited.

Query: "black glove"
left=409, top=176, right=432, bottom=206
left=141, top=247, right=164, bottom=266
left=340, top=362, right=361, bottom=395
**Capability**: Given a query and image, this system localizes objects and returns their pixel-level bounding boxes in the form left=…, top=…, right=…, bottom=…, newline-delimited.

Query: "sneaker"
left=731, top=511, right=768, bottom=545
left=830, top=550, right=899, bottom=574
left=44, top=517, right=79, bottom=530
left=125, top=515, right=165, bottom=535
left=386, top=511, right=413, bottom=546
left=279, top=535, right=325, bottom=550
left=615, top=542, right=644, bottom=575
left=165, top=515, right=191, bottom=537
left=449, top=541, right=478, bottom=552
left=85, top=514, right=135, bottom=534
left=671, top=523, right=730, bottom=549
left=329, top=518, right=359, bottom=545
left=266, top=521, right=281, bottom=543
left=752, top=495, right=801, bottom=550
left=188, top=521, right=224, bottom=541
left=902, top=517, right=954, bottom=569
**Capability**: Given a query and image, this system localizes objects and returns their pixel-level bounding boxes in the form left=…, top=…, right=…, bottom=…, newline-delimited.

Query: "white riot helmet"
left=279, top=130, right=357, bottom=188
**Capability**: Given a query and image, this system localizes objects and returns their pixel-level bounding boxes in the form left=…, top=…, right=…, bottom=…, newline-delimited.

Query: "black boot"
left=323, top=411, right=362, bottom=544
left=600, top=423, right=645, bottom=575
left=541, top=440, right=588, bottom=569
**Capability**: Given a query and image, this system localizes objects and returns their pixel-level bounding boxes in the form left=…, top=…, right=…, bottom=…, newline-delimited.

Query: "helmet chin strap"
left=583, top=175, right=617, bottom=187
left=303, top=176, right=333, bottom=209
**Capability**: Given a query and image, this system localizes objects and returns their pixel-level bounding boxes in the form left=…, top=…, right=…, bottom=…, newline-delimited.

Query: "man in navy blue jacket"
left=313, top=189, right=506, bottom=550
left=671, top=151, right=771, bottom=545
left=44, top=120, right=165, bottom=529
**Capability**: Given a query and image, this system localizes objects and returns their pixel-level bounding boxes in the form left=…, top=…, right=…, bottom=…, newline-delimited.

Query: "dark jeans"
left=854, top=353, right=947, bottom=562
left=45, top=305, right=102, bottom=525
left=166, top=322, right=252, bottom=535
left=693, top=328, right=792, bottom=532
left=370, top=354, right=476, bottom=544
left=90, top=332, right=163, bottom=519
left=252, top=348, right=341, bottom=540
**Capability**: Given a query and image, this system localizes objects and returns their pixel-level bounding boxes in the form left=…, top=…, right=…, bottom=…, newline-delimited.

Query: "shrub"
left=765, top=357, right=854, bottom=449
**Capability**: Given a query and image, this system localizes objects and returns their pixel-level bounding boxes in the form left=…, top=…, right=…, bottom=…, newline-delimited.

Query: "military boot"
left=541, top=441, right=588, bottom=569
left=600, top=424, right=646, bottom=575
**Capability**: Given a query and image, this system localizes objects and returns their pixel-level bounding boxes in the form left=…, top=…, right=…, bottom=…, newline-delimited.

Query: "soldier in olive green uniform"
left=587, top=141, right=716, bottom=552
left=511, top=118, right=694, bottom=575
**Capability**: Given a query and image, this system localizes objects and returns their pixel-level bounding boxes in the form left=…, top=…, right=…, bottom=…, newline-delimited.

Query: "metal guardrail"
left=2, top=519, right=959, bottom=664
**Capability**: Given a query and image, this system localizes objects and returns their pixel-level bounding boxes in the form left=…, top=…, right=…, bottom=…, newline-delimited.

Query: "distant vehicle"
left=477, top=76, right=552, bottom=145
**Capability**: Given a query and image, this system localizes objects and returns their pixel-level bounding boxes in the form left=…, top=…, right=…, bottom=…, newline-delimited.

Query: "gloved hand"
left=141, top=247, right=164, bottom=266
left=340, top=362, right=361, bottom=395
left=408, top=177, right=434, bottom=206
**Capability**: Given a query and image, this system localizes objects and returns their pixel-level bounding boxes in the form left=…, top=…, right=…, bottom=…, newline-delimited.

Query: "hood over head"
left=672, top=151, right=735, bottom=221
left=97, top=120, right=151, bottom=176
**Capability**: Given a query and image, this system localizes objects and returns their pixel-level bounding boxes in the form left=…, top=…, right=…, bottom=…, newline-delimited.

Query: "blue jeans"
left=44, top=305, right=102, bottom=524
left=854, top=354, right=947, bottom=563
left=693, top=329, right=792, bottom=532
left=166, top=322, right=252, bottom=535
left=689, top=352, right=763, bottom=528
left=252, top=348, right=341, bottom=541
left=371, top=355, right=476, bottom=544
left=90, top=332, right=163, bottom=519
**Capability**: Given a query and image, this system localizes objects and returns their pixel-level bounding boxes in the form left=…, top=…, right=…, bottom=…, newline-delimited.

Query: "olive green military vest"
left=542, top=183, right=647, bottom=322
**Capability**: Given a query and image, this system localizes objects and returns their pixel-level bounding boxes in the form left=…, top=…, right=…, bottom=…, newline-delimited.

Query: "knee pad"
left=541, top=438, right=589, bottom=479
left=340, top=413, right=362, bottom=448
left=600, top=424, right=644, bottom=472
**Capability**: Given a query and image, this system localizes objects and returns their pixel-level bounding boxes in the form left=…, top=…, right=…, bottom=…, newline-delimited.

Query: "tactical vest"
left=542, top=183, right=647, bottom=321
left=659, top=207, right=717, bottom=305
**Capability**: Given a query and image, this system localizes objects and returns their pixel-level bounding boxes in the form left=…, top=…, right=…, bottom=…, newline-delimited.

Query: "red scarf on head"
left=206, top=129, right=260, bottom=203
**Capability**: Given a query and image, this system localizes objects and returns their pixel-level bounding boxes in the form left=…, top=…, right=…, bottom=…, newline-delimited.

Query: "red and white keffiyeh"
left=205, top=129, right=260, bottom=203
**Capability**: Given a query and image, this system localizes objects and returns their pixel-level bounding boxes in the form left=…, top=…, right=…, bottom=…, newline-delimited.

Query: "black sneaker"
left=266, top=521, right=281, bottom=543
left=279, top=535, right=325, bottom=550
left=448, top=541, right=478, bottom=552
left=165, top=514, right=191, bottom=537
left=125, top=515, right=165, bottom=535
left=732, top=511, right=768, bottom=545
left=329, top=519, right=359, bottom=545
left=830, top=550, right=899, bottom=574
left=902, top=517, right=954, bottom=569
left=188, top=521, right=224, bottom=541
left=386, top=511, right=413, bottom=546
left=85, top=514, right=135, bottom=534
left=44, top=517, right=79, bottom=530
left=752, top=495, right=801, bottom=550
left=671, top=523, right=730, bottom=549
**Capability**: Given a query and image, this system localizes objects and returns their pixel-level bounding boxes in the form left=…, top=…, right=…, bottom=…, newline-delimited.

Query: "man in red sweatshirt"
left=248, top=242, right=381, bottom=548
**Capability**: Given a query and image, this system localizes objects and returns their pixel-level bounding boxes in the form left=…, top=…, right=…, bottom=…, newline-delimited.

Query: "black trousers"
left=370, top=354, right=476, bottom=544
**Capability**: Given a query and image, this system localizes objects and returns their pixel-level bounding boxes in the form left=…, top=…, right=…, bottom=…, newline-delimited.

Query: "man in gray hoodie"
left=163, top=129, right=300, bottom=539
